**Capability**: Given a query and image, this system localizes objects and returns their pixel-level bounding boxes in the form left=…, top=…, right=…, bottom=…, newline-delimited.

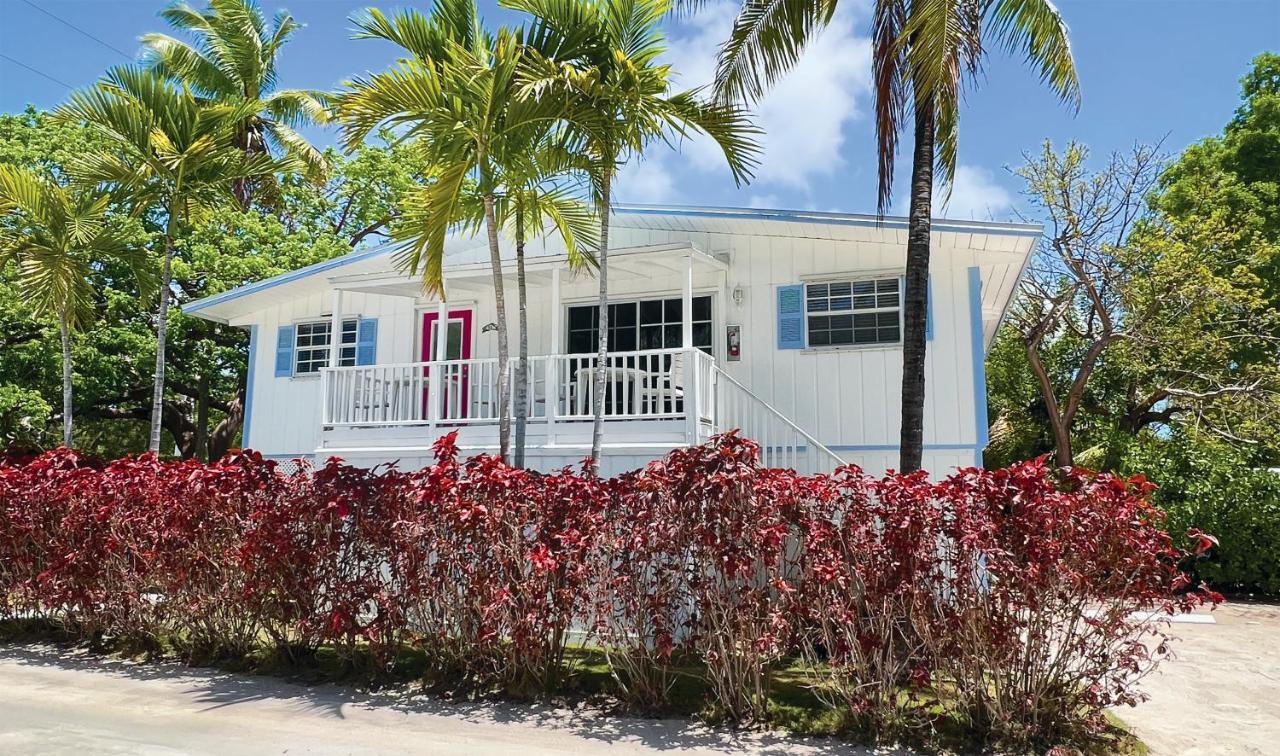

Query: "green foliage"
left=1124, top=434, right=1280, bottom=596
left=989, top=54, right=1280, bottom=472
left=0, top=108, right=418, bottom=458
left=0, top=384, right=50, bottom=449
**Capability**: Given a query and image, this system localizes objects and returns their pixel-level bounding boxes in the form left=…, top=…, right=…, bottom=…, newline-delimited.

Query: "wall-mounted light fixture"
left=732, top=286, right=746, bottom=307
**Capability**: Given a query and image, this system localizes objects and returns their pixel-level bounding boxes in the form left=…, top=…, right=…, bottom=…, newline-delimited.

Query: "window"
left=805, top=278, right=901, bottom=347
left=294, top=319, right=358, bottom=375
left=567, top=295, right=713, bottom=355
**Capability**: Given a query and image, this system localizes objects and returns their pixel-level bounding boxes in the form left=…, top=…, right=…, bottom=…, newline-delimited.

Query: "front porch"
left=312, top=241, right=843, bottom=474
left=319, top=346, right=717, bottom=452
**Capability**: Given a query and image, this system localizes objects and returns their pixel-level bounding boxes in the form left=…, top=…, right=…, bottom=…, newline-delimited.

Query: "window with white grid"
left=805, top=278, right=901, bottom=347
left=294, top=319, right=358, bottom=375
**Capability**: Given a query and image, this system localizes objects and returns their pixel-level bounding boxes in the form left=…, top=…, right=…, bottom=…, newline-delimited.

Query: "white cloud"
left=665, top=2, right=871, bottom=191
left=933, top=165, right=1015, bottom=220
left=749, top=193, right=780, bottom=209
left=613, top=1, right=872, bottom=204
left=613, top=155, right=676, bottom=204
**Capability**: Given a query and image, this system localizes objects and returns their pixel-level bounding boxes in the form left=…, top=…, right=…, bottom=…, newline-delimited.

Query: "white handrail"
left=321, top=347, right=703, bottom=428
left=710, top=366, right=845, bottom=474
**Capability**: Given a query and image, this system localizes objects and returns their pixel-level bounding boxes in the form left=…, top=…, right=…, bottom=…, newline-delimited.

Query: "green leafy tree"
left=508, top=0, right=761, bottom=465
left=704, top=0, right=1078, bottom=471
left=142, top=0, right=329, bottom=206
left=0, top=111, right=417, bottom=458
left=56, top=66, right=291, bottom=453
left=0, top=166, right=153, bottom=447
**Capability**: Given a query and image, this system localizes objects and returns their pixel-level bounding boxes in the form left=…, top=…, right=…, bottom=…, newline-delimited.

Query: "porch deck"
left=317, top=346, right=843, bottom=474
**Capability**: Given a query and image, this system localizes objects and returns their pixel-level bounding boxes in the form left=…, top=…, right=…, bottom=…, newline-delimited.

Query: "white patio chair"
left=636, top=352, right=684, bottom=414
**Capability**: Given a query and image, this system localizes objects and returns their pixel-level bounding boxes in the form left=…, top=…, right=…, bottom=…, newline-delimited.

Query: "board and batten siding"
left=598, top=224, right=986, bottom=472
left=236, top=221, right=991, bottom=475
left=242, top=290, right=418, bottom=458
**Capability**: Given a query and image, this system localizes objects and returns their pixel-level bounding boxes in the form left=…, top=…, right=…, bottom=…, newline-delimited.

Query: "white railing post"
left=320, top=368, right=330, bottom=425
left=426, top=360, right=439, bottom=429
left=684, top=348, right=699, bottom=444
left=545, top=356, right=557, bottom=444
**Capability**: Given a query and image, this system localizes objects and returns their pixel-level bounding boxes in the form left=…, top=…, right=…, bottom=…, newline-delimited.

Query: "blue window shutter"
left=274, top=324, right=295, bottom=377
left=776, top=284, right=805, bottom=350
left=356, top=318, right=378, bottom=365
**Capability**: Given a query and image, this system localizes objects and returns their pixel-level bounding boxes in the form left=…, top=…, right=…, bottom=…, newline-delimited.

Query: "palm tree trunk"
left=483, top=192, right=512, bottom=464
left=514, top=208, right=529, bottom=469
left=589, top=174, right=611, bottom=470
left=59, top=307, right=73, bottom=448
left=899, top=101, right=935, bottom=473
left=148, top=211, right=178, bottom=454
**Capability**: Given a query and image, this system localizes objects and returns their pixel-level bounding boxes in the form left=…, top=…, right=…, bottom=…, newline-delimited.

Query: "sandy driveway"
left=2, top=604, right=1275, bottom=756
left=0, top=645, right=873, bottom=756
left=1117, top=602, right=1280, bottom=756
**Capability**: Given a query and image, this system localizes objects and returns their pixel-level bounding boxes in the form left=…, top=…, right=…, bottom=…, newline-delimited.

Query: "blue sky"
left=2, top=0, right=1277, bottom=220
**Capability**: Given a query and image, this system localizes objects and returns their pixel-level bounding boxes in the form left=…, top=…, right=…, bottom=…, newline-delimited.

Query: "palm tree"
left=336, top=2, right=566, bottom=462
left=0, top=166, right=153, bottom=447
left=707, top=0, right=1078, bottom=472
left=141, top=0, right=329, bottom=207
left=55, top=65, right=286, bottom=453
left=506, top=0, right=761, bottom=467
left=492, top=134, right=598, bottom=467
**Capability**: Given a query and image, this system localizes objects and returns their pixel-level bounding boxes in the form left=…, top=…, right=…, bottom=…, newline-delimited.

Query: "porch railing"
left=320, top=347, right=714, bottom=434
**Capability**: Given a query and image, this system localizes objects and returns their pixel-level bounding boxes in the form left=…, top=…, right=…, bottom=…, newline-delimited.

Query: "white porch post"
left=547, top=266, right=561, bottom=441
left=326, top=289, right=342, bottom=425
left=435, top=297, right=447, bottom=360
left=427, top=294, right=447, bottom=428
left=682, top=251, right=697, bottom=444
left=329, top=289, right=343, bottom=367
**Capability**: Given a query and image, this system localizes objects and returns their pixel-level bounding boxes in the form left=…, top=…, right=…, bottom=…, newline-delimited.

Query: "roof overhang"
left=182, top=204, right=1040, bottom=330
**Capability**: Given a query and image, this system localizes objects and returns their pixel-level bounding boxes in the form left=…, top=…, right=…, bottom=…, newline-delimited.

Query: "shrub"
left=1124, top=434, right=1280, bottom=595
left=927, top=460, right=1220, bottom=748
left=0, top=437, right=1219, bottom=748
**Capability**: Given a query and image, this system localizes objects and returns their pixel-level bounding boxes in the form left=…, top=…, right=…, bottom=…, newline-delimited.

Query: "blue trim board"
left=242, top=325, right=257, bottom=448
left=826, top=444, right=981, bottom=452
left=612, top=204, right=1044, bottom=238
left=183, top=244, right=391, bottom=314
left=968, top=266, right=990, bottom=458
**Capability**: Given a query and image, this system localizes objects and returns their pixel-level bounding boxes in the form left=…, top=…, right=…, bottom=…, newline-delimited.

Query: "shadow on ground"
left=0, top=644, right=898, bottom=755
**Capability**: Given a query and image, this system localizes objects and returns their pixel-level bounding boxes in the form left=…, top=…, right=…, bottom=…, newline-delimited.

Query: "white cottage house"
left=183, top=204, right=1039, bottom=477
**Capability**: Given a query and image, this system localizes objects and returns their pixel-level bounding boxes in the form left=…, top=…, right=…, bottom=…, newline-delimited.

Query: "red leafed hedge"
left=0, top=434, right=1219, bottom=746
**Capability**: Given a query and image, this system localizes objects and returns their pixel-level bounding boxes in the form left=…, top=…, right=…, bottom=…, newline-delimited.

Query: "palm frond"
left=714, top=0, right=838, bottom=105
left=989, top=0, right=1080, bottom=110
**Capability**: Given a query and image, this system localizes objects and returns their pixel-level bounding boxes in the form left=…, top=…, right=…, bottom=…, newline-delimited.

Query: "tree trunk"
left=514, top=208, right=529, bottom=468
left=195, top=372, right=209, bottom=462
left=898, top=102, right=935, bottom=473
left=59, top=307, right=73, bottom=448
left=149, top=212, right=177, bottom=454
left=483, top=193, right=512, bottom=464
left=1023, top=340, right=1074, bottom=467
left=589, top=174, right=612, bottom=470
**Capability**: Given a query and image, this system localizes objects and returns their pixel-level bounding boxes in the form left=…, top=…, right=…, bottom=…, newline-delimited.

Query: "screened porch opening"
left=562, top=294, right=713, bottom=415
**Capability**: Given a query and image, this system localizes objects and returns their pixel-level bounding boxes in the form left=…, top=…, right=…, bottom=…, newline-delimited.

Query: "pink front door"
left=422, top=310, right=474, bottom=418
